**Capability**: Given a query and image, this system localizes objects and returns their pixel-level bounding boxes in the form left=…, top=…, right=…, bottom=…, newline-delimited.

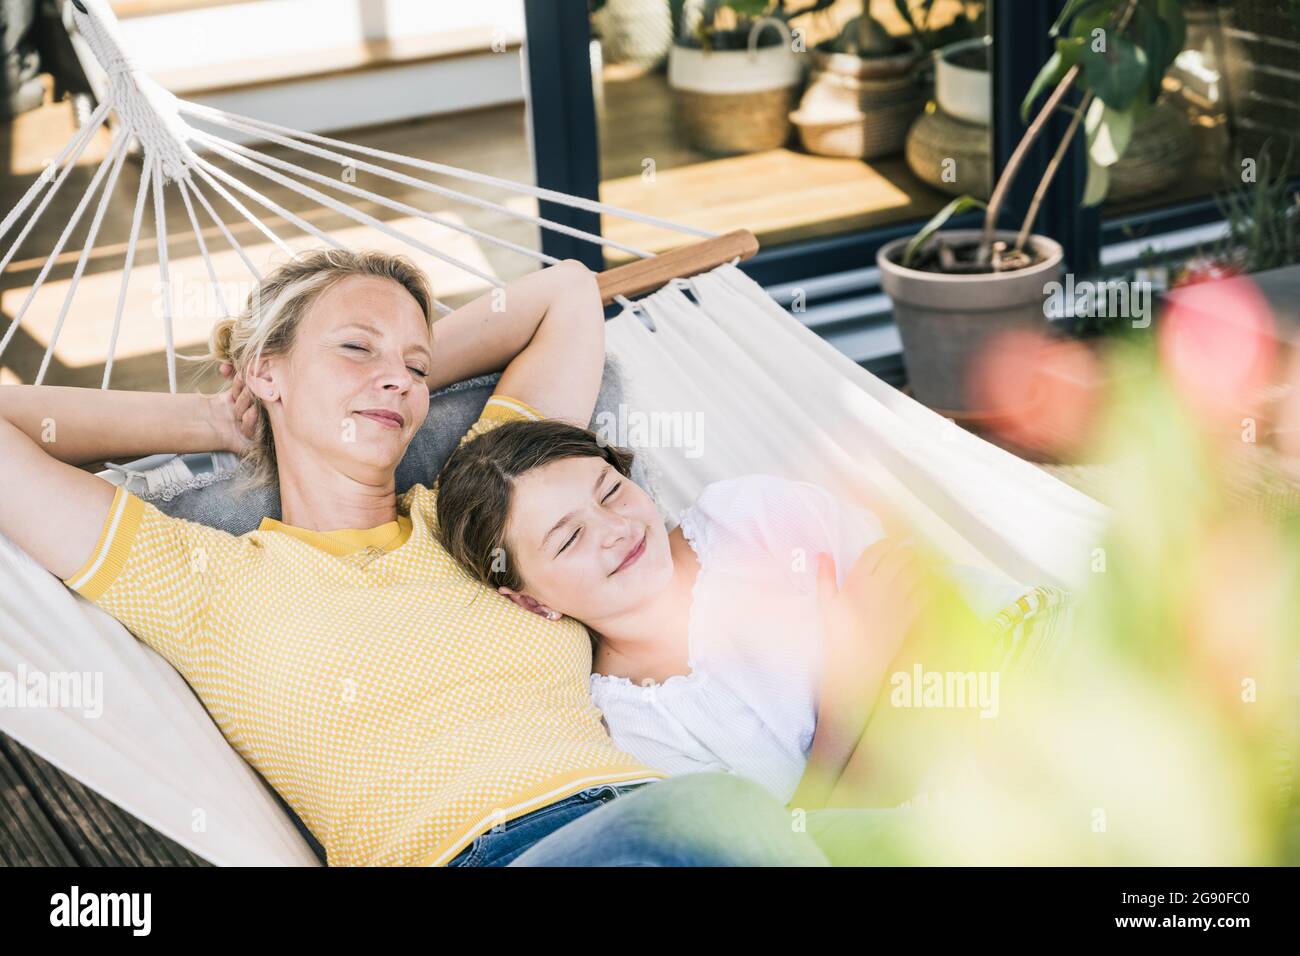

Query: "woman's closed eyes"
left=342, top=341, right=428, bottom=378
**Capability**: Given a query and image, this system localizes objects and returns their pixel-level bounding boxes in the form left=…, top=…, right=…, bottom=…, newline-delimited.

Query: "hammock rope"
left=175, top=100, right=715, bottom=246
left=186, top=127, right=561, bottom=275
left=179, top=101, right=661, bottom=263
left=38, top=131, right=132, bottom=384
left=1, top=0, right=727, bottom=390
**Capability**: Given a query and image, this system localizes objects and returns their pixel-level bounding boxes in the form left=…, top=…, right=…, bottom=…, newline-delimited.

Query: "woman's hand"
left=203, top=363, right=257, bottom=454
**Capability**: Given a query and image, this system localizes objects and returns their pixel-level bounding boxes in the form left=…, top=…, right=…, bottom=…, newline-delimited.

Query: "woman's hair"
left=435, top=418, right=636, bottom=592
left=205, top=249, right=435, bottom=487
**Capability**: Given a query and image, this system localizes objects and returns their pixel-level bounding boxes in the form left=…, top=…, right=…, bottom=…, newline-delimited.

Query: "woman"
left=0, top=248, right=925, bottom=867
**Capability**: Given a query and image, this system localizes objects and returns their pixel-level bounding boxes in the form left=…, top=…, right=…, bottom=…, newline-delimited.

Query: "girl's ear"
left=497, top=586, right=561, bottom=621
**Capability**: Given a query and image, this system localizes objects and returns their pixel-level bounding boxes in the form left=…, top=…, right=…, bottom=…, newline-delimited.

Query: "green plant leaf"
left=1022, top=51, right=1065, bottom=124
left=1158, top=0, right=1186, bottom=57
left=1139, top=9, right=1167, bottom=99
left=725, top=0, right=772, bottom=19
left=1020, top=38, right=1084, bottom=123
left=1080, top=34, right=1149, bottom=111
left=1050, top=0, right=1107, bottom=37
left=1067, top=4, right=1112, bottom=42
left=1086, top=98, right=1134, bottom=167
left=901, top=195, right=988, bottom=268
left=1082, top=154, right=1111, bottom=207
left=1027, top=54, right=1071, bottom=125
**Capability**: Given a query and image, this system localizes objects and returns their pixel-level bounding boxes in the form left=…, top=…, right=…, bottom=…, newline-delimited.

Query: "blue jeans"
left=446, top=772, right=926, bottom=867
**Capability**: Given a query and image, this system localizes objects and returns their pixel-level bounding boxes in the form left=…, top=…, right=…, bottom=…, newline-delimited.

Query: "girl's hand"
left=204, top=363, right=257, bottom=454
left=816, top=537, right=927, bottom=673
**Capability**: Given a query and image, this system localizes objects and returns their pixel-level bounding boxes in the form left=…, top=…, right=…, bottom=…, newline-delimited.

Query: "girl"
left=436, top=418, right=1057, bottom=809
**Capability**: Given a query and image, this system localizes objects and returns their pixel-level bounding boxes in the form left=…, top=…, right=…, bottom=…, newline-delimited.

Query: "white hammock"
left=0, top=0, right=1110, bottom=865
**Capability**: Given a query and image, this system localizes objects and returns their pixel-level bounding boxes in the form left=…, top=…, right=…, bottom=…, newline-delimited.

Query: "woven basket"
left=1108, top=100, right=1195, bottom=202
left=809, top=41, right=924, bottom=82
left=792, top=67, right=926, bottom=159
left=905, top=106, right=993, bottom=199
left=673, top=86, right=800, bottom=155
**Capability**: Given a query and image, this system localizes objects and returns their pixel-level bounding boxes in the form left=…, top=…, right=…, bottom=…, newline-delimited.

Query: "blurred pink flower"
left=1158, top=277, right=1278, bottom=428
left=967, top=329, right=1101, bottom=458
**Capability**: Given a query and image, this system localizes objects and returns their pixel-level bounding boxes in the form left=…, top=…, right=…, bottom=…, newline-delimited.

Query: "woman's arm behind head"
left=0, top=416, right=115, bottom=580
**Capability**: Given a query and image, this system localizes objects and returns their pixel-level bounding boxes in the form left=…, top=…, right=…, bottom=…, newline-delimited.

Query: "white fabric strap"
left=195, top=156, right=343, bottom=256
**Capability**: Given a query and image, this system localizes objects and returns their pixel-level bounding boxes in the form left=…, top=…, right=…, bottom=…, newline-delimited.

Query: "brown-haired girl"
left=436, top=418, right=1037, bottom=810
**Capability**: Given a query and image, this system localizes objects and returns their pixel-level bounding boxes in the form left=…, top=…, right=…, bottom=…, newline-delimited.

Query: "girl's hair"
left=435, top=418, right=636, bottom=592
left=205, top=248, right=436, bottom=487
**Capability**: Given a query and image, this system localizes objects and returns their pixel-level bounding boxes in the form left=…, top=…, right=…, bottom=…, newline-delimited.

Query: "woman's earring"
left=547, top=610, right=560, bottom=621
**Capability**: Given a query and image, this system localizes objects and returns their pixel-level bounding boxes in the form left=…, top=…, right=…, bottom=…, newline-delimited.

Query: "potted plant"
left=902, top=1, right=991, bottom=196
left=907, top=0, right=989, bottom=123
left=790, top=11, right=927, bottom=159
left=934, top=34, right=992, bottom=126
left=878, top=0, right=1189, bottom=413
left=667, top=0, right=834, bottom=155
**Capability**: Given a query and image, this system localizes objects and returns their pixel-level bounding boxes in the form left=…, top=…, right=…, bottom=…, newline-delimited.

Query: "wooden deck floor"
left=0, top=731, right=207, bottom=866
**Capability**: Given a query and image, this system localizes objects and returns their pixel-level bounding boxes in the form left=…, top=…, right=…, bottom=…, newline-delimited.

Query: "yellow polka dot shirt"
left=64, top=396, right=667, bottom=866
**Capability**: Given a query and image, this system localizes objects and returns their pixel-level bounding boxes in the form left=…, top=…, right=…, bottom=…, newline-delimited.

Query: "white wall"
left=116, top=0, right=526, bottom=73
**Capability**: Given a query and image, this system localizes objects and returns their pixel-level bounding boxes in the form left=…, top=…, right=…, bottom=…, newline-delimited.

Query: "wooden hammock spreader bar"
left=596, top=229, right=759, bottom=306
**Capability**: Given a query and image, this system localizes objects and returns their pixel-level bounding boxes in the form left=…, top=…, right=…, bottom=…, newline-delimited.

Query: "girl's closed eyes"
left=557, top=477, right=623, bottom=556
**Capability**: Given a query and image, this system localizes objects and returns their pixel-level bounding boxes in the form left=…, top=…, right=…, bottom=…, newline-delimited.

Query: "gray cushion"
left=146, top=353, right=642, bottom=535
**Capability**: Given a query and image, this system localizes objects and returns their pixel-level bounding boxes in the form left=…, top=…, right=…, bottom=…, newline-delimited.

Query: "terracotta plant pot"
left=877, top=229, right=1064, bottom=412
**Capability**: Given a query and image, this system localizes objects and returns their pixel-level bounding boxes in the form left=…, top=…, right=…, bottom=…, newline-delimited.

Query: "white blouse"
left=588, top=473, right=1030, bottom=804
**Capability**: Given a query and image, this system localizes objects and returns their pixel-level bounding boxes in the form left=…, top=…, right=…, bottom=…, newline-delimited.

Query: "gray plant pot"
left=877, top=230, right=1063, bottom=412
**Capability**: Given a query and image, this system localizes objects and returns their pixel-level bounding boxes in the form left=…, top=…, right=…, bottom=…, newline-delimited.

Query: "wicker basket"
left=905, top=105, right=993, bottom=198
left=792, top=67, right=926, bottom=159
left=673, top=86, right=801, bottom=155
left=1108, top=100, right=1195, bottom=202
left=668, top=37, right=804, bottom=155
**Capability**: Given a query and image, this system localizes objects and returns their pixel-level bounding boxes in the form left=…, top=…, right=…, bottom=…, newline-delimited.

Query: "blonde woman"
left=0, top=249, right=906, bottom=867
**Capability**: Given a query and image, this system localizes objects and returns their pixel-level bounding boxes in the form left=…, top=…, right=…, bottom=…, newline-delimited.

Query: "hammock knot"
left=72, top=0, right=200, bottom=183
left=102, top=53, right=138, bottom=77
